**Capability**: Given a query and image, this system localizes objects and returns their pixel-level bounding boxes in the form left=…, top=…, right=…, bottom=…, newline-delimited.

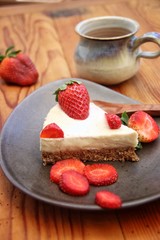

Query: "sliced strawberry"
left=84, top=164, right=118, bottom=186
left=40, top=123, right=64, bottom=138
left=50, top=158, right=85, bottom=184
left=59, top=170, right=90, bottom=196
left=128, top=111, right=159, bottom=142
left=95, top=191, right=122, bottom=209
left=105, top=113, right=122, bottom=129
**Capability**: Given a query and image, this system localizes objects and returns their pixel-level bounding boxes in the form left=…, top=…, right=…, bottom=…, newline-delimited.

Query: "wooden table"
left=0, top=0, right=160, bottom=239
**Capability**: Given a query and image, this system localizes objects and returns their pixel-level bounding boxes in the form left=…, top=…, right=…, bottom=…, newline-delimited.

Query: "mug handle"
left=132, top=32, right=160, bottom=58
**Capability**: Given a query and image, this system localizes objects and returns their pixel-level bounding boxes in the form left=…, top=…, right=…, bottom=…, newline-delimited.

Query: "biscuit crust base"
left=41, top=147, right=139, bottom=165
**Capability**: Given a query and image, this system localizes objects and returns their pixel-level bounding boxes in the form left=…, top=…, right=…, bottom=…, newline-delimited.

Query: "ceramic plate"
left=0, top=79, right=160, bottom=210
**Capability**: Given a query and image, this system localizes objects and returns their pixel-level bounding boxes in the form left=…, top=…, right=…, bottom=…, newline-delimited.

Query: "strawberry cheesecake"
left=40, top=80, right=139, bottom=165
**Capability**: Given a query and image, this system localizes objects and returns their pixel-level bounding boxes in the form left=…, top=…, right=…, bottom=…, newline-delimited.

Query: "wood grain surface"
left=0, top=0, right=160, bottom=239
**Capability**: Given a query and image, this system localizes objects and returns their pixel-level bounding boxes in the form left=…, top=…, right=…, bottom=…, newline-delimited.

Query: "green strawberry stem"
left=121, top=111, right=142, bottom=150
left=136, top=142, right=143, bottom=150
left=53, top=79, right=81, bottom=102
left=121, top=111, right=129, bottom=125
left=0, top=46, right=21, bottom=62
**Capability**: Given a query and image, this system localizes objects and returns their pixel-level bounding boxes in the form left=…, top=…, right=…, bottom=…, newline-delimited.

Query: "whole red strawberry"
left=105, top=113, right=122, bottom=129
left=0, top=46, right=39, bottom=86
left=54, top=80, right=90, bottom=120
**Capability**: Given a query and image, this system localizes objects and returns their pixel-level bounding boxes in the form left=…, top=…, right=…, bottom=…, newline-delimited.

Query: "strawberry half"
left=50, top=158, right=85, bottom=184
left=105, top=113, right=122, bottom=129
left=54, top=80, right=90, bottom=120
left=0, top=46, right=38, bottom=86
left=40, top=123, right=64, bottom=138
left=84, top=164, right=118, bottom=186
left=95, top=191, right=122, bottom=209
left=128, top=111, right=159, bottom=142
left=59, top=170, right=90, bottom=196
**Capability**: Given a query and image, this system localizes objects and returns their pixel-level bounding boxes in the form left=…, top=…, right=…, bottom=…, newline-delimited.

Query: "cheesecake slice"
left=40, top=102, right=139, bottom=165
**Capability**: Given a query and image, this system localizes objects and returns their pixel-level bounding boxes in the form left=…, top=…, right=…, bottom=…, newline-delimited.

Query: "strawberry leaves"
left=121, top=111, right=142, bottom=149
left=121, top=111, right=129, bottom=125
left=0, top=46, right=21, bottom=61
left=54, top=80, right=81, bottom=102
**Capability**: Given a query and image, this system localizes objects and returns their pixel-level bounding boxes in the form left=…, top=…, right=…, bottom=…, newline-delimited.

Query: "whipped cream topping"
left=40, top=103, right=138, bottom=152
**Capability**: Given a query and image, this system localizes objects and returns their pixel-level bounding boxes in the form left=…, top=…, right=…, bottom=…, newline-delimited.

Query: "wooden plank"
left=0, top=1, right=160, bottom=239
left=117, top=200, right=160, bottom=240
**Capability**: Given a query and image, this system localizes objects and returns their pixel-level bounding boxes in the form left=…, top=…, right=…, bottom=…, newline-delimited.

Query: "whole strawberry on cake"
left=40, top=80, right=139, bottom=165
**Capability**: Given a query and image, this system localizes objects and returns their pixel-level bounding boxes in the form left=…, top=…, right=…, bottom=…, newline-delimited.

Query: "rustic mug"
left=74, top=16, right=160, bottom=85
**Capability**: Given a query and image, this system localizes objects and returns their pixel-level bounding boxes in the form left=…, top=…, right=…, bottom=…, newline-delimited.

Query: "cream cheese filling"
left=40, top=103, right=138, bottom=152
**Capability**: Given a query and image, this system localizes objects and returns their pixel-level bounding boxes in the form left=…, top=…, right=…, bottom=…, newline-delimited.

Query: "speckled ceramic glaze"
left=74, top=16, right=160, bottom=85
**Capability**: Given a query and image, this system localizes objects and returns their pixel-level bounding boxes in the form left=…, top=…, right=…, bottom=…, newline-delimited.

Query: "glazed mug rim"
left=75, top=16, right=140, bottom=40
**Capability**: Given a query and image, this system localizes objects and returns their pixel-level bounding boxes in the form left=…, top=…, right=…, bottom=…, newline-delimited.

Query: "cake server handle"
left=93, top=100, right=160, bottom=117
